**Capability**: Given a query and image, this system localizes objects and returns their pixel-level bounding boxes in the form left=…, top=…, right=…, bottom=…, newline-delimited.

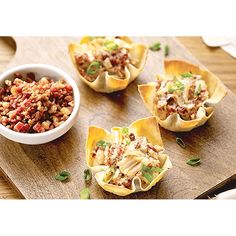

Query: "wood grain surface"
left=0, top=37, right=236, bottom=199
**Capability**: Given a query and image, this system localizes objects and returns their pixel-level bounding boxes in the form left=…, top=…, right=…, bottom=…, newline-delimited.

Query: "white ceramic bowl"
left=215, top=189, right=236, bottom=199
left=0, top=64, right=80, bottom=145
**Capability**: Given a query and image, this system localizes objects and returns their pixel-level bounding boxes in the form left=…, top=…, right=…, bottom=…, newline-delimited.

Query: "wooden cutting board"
left=0, top=37, right=235, bottom=199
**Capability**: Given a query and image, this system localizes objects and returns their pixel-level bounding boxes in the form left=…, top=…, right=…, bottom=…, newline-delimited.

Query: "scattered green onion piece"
left=195, top=83, right=202, bottom=96
left=167, top=79, right=184, bottom=93
left=84, top=169, right=92, bottom=183
left=86, top=61, right=100, bottom=75
left=151, top=166, right=163, bottom=173
left=141, top=164, right=163, bottom=183
left=167, top=86, right=176, bottom=93
left=97, top=140, right=105, bottom=146
left=80, top=188, right=90, bottom=199
left=104, top=41, right=119, bottom=51
left=186, top=157, right=201, bottom=166
left=176, top=137, right=186, bottom=149
left=122, top=127, right=129, bottom=134
left=103, top=167, right=115, bottom=183
left=141, top=164, right=150, bottom=172
left=174, top=80, right=184, bottom=90
left=143, top=172, right=153, bottom=183
left=164, top=45, right=169, bottom=57
left=55, top=171, right=70, bottom=181
left=181, top=72, right=193, bottom=78
left=149, top=42, right=161, bottom=51
left=125, top=140, right=131, bottom=145
left=97, top=140, right=110, bottom=148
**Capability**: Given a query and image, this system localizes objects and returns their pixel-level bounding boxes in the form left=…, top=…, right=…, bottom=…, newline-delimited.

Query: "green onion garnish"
left=149, top=42, right=161, bottom=51
left=167, top=78, right=184, bottom=93
left=84, top=169, right=92, bottom=183
left=176, top=137, right=186, bottom=149
left=55, top=171, right=70, bottom=181
left=141, top=164, right=163, bottom=183
left=80, top=188, right=90, bottom=199
left=104, top=41, right=119, bottom=51
left=122, top=127, right=129, bottom=134
left=181, top=72, right=193, bottom=78
left=96, top=140, right=110, bottom=148
left=195, top=83, right=202, bottom=96
left=103, top=167, right=115, bottom=183
left=164, top=45, right=169, bottom=57
left=125, top=140, right=131, bottom=145
left=186, top=157, right=201, bottom=166
left=86, top=61, right=100, bottom=75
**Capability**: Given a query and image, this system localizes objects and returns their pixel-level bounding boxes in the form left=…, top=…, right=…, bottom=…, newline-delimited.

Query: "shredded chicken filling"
left=75, top=40, right=131, bottom=82
left=92, top=130, right=164, bottom=189
left=154, top=74, right=209, bottom=120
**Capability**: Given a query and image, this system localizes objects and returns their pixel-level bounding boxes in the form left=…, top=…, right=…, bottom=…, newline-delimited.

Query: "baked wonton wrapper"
left=69, top=36, right=148, bottom=93
left=138, top=60, right=227, bottom=132
left=86, top=117, right=172, bottom=196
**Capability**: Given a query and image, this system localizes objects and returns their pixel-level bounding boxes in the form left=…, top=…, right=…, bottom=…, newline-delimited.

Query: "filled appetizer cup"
left=69, top=36, right=148, bottom=93
left=86, top=117, right=172, bottom=196
left=0, top=64, right=80, bottom=144
left=138, top=60, right=227, bottom=132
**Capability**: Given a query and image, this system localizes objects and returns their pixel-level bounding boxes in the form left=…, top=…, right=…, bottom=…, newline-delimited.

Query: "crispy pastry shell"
left=138, top=60, right=227, bottom=132
left=69, top=36, right=148, bottom=93
left=86, top=117, right=172, bottom=196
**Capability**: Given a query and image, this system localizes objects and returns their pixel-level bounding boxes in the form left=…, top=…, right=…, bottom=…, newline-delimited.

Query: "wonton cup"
left=86, top=117, right=172, bottom=196
left=69, top=36, right=148, bottom=93
left=138, top=60, right=227, bottom=132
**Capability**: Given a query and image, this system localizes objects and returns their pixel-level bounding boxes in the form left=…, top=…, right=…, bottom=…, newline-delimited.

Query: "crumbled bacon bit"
left=0, top=74, right=74, bottom=133
left=33, top=122, right=45, bottom=133
left=129, top=133, right=135, bottom=141
left=147, top=144, right=157, bottom=153
left=123, top=179, right=132, bottom=189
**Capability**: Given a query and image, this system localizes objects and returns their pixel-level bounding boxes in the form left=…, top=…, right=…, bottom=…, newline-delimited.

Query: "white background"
left=0, top=0, right=236, bottom=235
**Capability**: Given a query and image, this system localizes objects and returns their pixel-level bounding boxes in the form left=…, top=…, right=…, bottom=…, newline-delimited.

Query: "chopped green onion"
left=97, top=140, right=105, bottom=146
left=186, top=157, right=201, bottom=166
left=80, top=188, right=90, bottom=199
left=149, top=42, right=161, bottom=51
left=151, top=166, right=163, bottom=173
left=104, top=41, right=119, bottom=51
left=164, top=45, right=169, bottom=57
left=143, top=172, right=153, bottom=183
left=96, top=140, right=110, bottom=148
left=141, top=164, right=163, bottom=183
left=55, top=171, right=70, bottom=181
left=103, top=167, right=115, bottom=183
left=125, top=140, right=131, bottom=145
left=167, top=86, right=176, bottom=93
left=122, top=127, right=129, bottom=134
left=84, top=169, right=92, bottom=183
left=86, top=61, right=100, bottom=75
left=195, top=83, right=202, bottom=96
left=181, top=72, right=193, bottom=78
left=176, top=137, right=186, bottom=149
left=141, top=164, right=151, bottom=172
left=175, top=80, right=184, bottom=91
left=167, top=79, right=184, bottom=93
